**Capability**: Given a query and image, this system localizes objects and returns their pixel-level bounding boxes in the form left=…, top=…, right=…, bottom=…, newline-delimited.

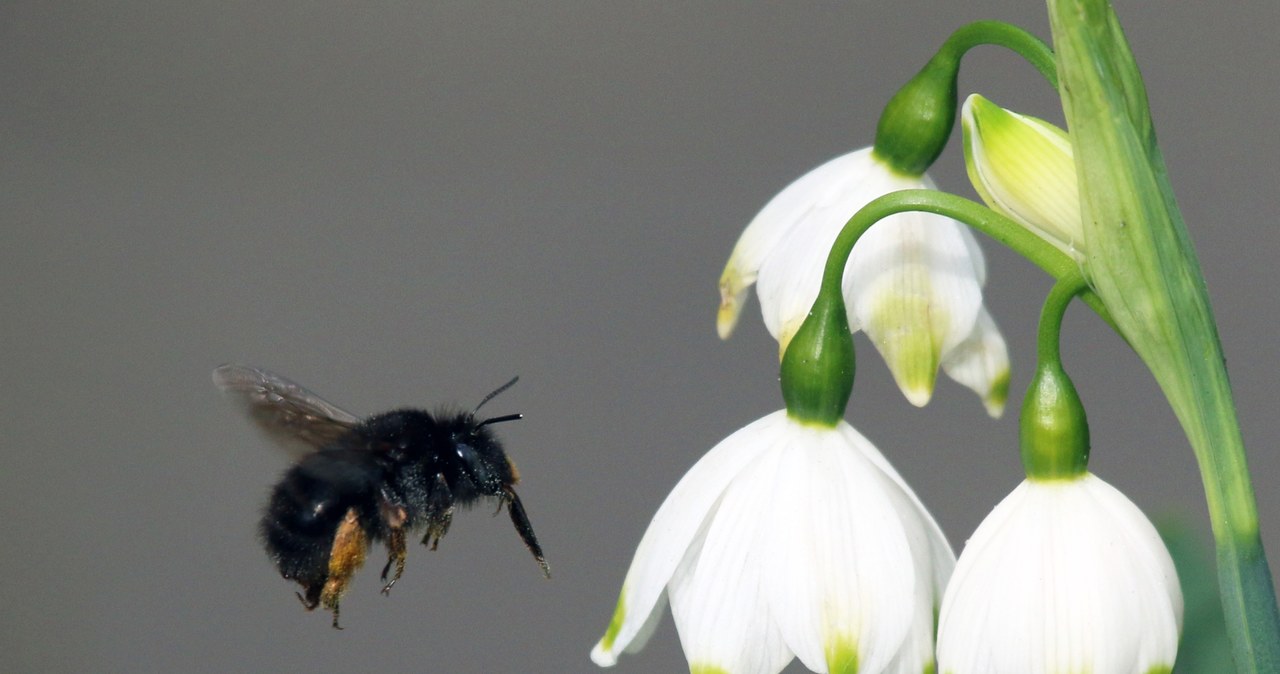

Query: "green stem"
left=1035, top=273, right=1088, bottom=366
left=941, top=20, right=1058, bottom=88
left=817, top=189, right=1115, bottom=331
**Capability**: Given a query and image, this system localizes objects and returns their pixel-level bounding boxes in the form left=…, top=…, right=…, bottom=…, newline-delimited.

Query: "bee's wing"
left=212, top=364, right=361, bottom=454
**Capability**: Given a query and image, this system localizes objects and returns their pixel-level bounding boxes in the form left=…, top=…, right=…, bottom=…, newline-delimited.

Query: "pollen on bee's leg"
left=506, top=457, right=521, bottom=484
left=424, top=507, right=454, bottom=551
left=320, top=508, right=369, bottom=629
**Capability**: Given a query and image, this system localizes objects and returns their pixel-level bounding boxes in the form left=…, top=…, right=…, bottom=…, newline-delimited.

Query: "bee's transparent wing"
left=213, top=364, right=361, bottom=453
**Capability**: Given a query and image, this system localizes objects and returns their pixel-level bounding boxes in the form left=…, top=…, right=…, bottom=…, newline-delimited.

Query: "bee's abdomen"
left=259, top=450, right=383, bottom=583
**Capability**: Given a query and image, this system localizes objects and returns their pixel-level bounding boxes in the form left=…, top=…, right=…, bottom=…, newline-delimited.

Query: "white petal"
left=1085, top=476, right=1183, bottom=664
left=668, top=442, right=796, bottom=674
left=839, top=422, right=956, bottom=674
left=719, top=150, right=878, bottom=339
left=846, top=212, right=985, bottom=406
left=753, top=148, right=891, bottom=349
left=761, top=422, right=919, bottom=674
left=940, top=306, right=1011, bottom=418
left=591, top=411, right=792, bottom=666
left=937, top=475, right=1182, bottom=674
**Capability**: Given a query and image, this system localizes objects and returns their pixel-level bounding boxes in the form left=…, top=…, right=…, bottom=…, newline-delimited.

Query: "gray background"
left=4, top=2, right=1277, bottom=672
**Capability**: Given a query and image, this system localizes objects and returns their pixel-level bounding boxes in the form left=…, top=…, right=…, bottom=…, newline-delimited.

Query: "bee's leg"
left=320, top=508, right=369, bottom=630
left=380, top=527, right=406, bottom=595
left=422, top=473, right=454, bottom=551
left=295, top=584, right=321, bottom=611
left=503, top=486, right=550, bottom=578
left=378, top=502, right=408, bottom=595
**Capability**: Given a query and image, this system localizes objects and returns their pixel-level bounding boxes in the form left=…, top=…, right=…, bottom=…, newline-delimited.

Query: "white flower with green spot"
left=936, top=473, right=1182, bottom=674
left=590, top=410, right=954, bottom=674
left=961, top=94, right=1082, bottom=263
left=718, top=147, right=1009, bottom=417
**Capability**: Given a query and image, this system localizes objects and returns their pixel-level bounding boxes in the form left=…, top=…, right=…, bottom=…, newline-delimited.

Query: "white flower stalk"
left=591, top=410, right=954, bottom=674
left=718, top=148, right=1009, bottom=416
left=961, top=94, right=1083, bottom=262
left=936, top=473, right=1183, bottom=674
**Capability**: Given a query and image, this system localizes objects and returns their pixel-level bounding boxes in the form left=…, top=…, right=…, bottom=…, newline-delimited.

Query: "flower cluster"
left=591, top=14, right=1191, bottom=674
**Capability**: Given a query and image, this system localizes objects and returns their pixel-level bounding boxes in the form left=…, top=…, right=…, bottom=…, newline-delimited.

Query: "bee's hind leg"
left=378, top=502, right=408, bottom=595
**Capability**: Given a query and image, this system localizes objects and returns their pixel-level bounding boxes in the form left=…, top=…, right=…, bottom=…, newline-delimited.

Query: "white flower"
left=718, top=147, right=1009, bottom=416
left=936, top=473, right=1183, bottom=674
left=961, top=94, right=1083, bottom=262
left=590, top=410, right=955, bottom=674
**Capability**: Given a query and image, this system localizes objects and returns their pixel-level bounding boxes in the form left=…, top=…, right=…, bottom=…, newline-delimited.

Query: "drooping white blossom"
left=937, top=473, right=1182, bottom=674
left=718, top=148, right=1009, bottom=416
left=591, top=410, right=954, bottom=674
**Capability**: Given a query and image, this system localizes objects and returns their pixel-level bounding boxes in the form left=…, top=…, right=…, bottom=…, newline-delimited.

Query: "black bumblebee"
left=213, top=364, right=549, bottom=628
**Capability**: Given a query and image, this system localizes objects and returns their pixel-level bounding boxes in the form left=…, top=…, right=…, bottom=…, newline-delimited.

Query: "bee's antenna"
left=475, top=376, right=519, bottom=413
left=477, top=413, right=523, bottom=428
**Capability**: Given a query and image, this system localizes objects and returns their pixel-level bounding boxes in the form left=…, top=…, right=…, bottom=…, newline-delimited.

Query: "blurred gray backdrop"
left=4, top=1, right=1277, bottom=672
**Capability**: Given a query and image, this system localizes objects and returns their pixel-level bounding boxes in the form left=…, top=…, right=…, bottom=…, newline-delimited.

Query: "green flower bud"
left=961, top=94, right=1082, bottom=262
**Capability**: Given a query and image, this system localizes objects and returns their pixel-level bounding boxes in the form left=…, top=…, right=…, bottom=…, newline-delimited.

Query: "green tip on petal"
left=598, top=589, right=627, bottom=653
left=922, top=663, right=936, bottom=674
left=982, top=368, right=1010, bottom=418
left=1145, top=667, right=1173, bottom=674
left=824, top=633, right=860, bottom=674
left=869, top=295, right=943, bottom=408
left=717, top=267, right=749, bottom=340
left=689, top=664, right=731, bottom=674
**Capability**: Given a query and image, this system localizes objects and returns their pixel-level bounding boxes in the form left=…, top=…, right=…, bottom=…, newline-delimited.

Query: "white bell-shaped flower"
left=590, top=410, right=954, bottom=674
left=718, top=147, right=1009, bottom=416
left=936, top=473, right=1183, bottom=674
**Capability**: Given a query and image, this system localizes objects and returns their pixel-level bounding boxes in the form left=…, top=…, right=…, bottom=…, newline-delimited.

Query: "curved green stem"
left=816, top=189, right=1115, bottom=331
left=874, top=21, right=1056, bottom=176
left=1035, top=272, right=1089, bottom=366
left=941, top=20, right=1058, bottom=88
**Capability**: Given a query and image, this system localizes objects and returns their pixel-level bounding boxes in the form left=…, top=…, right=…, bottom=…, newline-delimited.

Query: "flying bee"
left=213, top=364, right=549, bottom=628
